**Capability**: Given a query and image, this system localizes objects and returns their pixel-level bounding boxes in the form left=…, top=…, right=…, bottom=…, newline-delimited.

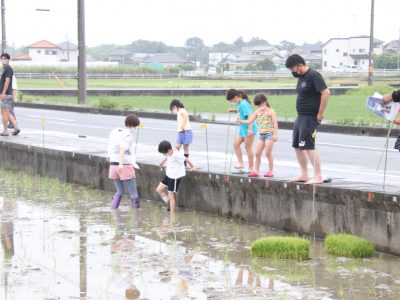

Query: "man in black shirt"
left=0, top=53, right=20, bottom=136
left=285, top=54, right=330, bottom=184
left=382, top=89, right=400, bottom=125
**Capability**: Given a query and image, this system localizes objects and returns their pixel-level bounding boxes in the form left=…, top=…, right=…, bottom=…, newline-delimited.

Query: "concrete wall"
left=1, top=141, right=399, bottom=255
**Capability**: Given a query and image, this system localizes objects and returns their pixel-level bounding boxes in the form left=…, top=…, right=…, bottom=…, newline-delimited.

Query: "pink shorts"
left=108, top=165, right=136, bottom=180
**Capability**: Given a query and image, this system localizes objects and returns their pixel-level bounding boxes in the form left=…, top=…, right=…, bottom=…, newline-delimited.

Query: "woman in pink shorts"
left=107, top=114, right=141, bottom=209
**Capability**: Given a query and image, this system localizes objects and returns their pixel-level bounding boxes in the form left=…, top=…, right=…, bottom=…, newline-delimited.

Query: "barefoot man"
left=285, top=54, right=329, bottom=184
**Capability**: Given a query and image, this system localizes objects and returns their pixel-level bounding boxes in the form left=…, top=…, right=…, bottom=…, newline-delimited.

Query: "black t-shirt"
left=296, top=68, right=327, bottom=116
left=0, top=66, right=13, bottom=95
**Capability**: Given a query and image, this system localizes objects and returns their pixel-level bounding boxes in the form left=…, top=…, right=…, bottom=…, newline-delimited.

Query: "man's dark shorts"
left=292, top=115, right=319, bottom=150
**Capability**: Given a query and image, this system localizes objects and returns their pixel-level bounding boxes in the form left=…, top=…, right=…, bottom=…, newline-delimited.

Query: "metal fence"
left=14, top=69, right=400, bottom=80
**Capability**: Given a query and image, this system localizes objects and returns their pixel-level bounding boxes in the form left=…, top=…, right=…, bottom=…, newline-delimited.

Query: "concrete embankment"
left=20, top=87, right=353, bottom=97
left=1, top=140, right=399, bottom=255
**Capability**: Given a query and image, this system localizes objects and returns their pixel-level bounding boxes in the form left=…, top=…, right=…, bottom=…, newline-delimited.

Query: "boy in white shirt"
left=156, top=140, right=195, bottom=212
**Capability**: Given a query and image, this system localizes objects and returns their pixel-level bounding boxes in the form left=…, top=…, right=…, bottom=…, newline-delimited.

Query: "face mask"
left=291, top=71, right=301, bottom=78
left=1, top=60, right=8, bottom=67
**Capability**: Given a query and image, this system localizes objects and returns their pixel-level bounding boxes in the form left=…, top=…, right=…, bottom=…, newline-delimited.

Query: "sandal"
left=264, top=171, right=274, bottom=177
left=0, top=132, right=9, bottom=136
left=248, top=171, right=260, bottom=177
left=12, top=129, right=20, bottom=136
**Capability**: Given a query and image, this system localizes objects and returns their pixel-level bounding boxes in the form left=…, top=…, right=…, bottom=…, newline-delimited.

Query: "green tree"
left=373, top=53, right=399, bottom=69
left=233, top=37, right=245, bottom=51
left=211, top=42, right=235, bottom=53
left=246, top=37, right=270, bottom=46
left=256, top=58, right=276, bottom=71
left=279, top=40, right=296, bottom=51
left=185, top=37, right=205, bottom=66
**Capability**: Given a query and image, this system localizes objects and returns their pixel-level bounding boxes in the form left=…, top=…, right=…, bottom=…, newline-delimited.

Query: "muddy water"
left=1, top=170, right=400, bottom=299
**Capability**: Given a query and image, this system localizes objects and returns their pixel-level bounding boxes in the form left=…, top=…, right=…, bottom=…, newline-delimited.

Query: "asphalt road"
left=4, top=107, right=400, bottom=193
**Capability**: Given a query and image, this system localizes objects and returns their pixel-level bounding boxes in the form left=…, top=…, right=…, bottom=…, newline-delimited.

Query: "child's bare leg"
left=1, top=108, right=9, bottom=133
left=265, top=140, right=274, bottom=172
left=175, top=143, right=182, bottom=151
left=183, top=144, right=189, bottom=154
left=168, top=191, right=176, bottom=212
left=244, top=135, right=255, bottom=171
left=233, top=136, right=244, bottom=168
left=254, top=140, right=264, bottom=173
left=156, top=183, right=168, bottom=204
left=7, top=111, right=19, bottom=130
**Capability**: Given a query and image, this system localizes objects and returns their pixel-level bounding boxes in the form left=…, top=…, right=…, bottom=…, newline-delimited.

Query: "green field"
left=21, top=92, right=395, bottom=127
left=16, top=78, right=399, bottom=126
left=17, top=77, right=374, bottom=89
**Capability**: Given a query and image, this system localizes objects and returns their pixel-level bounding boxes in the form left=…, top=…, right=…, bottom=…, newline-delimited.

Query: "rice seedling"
left=250, top=236, right=310, bottom=260
left=325, top=234, right=374, bottom=258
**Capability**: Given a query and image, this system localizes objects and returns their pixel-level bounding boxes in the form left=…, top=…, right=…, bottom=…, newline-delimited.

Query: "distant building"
left=322, top=35, right=384, bottom=71
left=108, top=50, right=133, bottom=64
left=57, top=41, right=78, bottom=62
left=242, top=45, right=280, bottom=56
left=142, top=53, right=189, bottom=68
left=208, top=52, right=230, bottom=66
left=383, top=40, right=400, bottom=54
left=292, top=42, right=323, bottom=56
left=26, top=40, right=78, bottom=62
left=13, top=52, right=31, bottom=61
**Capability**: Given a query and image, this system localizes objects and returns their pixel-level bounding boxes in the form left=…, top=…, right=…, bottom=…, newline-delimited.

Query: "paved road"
left=3, top=107, right=400, bottom=194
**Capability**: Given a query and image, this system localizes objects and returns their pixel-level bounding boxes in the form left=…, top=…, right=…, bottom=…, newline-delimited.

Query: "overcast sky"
left=5, top=0, right=400, bottom=48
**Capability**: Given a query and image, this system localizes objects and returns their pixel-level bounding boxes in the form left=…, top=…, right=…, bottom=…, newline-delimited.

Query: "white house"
left=322, top=36, right=384, bottom=71
left=27, top=40, right=78, bottom=62
left=57, top=41, right=78, bottom=62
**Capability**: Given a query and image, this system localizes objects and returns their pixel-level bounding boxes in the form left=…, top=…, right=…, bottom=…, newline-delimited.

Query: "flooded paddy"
left=1, top=169, right=400, bottom=299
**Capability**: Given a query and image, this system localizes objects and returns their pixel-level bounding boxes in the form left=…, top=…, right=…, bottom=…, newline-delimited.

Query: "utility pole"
left=1, top=0, right=6, bottom=53
left=77, top=0, right=86, bottom=105
left=367, top=0, right=374, bottom=86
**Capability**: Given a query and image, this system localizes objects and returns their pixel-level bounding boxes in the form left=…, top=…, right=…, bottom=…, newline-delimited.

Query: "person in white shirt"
left=107, top=114, right=141, bottom=209
left=156, top=140, right=195, bottom=212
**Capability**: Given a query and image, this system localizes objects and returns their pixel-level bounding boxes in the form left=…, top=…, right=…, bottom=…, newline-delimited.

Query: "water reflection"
left=0, top=170, right=400, bottom=299
left=1, top=197, right=15, bottom=300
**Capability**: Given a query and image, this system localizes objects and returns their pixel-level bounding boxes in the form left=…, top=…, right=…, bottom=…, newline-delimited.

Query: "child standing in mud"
left=108, top=114, right=141, bottom=209
left=238, top=93, right=278, bottom=177
left=156, top=140, right=195, bottom=213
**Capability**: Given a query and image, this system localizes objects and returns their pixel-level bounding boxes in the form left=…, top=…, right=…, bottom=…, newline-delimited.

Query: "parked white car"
left=330, top=65, right=344, bottom=73
left=344, top=65, right=358, bottom=72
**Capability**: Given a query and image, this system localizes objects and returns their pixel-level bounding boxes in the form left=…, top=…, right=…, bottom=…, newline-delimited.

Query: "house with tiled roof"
left=13, top=52, right=32, bottom=61
left=27, top=40, right=78, bottom=62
